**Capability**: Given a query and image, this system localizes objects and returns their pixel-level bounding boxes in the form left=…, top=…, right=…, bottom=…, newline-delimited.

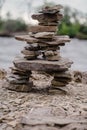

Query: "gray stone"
left=13, top=58, right=73, bottom=72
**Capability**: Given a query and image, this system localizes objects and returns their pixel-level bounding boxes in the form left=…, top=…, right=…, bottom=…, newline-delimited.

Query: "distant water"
left=0, top=37, right=87, bottom=71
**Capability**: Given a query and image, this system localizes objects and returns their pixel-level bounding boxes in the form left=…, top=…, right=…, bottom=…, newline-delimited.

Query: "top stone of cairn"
left=39, top=5, right=63, bottom=14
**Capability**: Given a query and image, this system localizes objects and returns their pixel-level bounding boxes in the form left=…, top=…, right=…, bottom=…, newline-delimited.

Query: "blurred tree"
left=6, top=12, right=11, bottom=20
left=36, top=0, right=55, bottom=12
left=0, top=0, right=5, bottom=20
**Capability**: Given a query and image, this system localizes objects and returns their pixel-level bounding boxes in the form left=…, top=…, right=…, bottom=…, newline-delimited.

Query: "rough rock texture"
left=14, top=58, right=73, bottom=72
left=28, top=25, right=57, bottom=33
left=0, top=69, right=7, bottom=79
left=1, top=71, right=87, bottom=130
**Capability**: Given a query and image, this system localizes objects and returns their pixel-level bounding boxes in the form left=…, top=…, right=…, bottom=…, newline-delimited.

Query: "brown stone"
left=32, top=13, right=63, bottom=23
left=51, top=79, right=68, bottom=87
left=44, top=50, right=61, bottom=61
left=45, top=55, right=61, bottom=61
left=21, top=49, right=40, bottom=56
left=10, top=67, right=31, bottom=76
left=39, top=22, right=58, bottom=26
left=39, top=5, right=63, bottom=14
left=15, top=35, right=70, bottom=46
left=13, top=58, right=73, bottom=72
left=31, top=32, right=54, bottom=39
left=25, top=43, right=40, bottom=51
left=44, top=50, right=59, bottom=57
left=38, top=35, right=70, bottom=46
left=7, top=81, right=33, bottom=92
left=54, top=71, right=72, bottom=79
left=15, top=35, right=38, bottom=43
left=29, top=25, right=57, bottom=33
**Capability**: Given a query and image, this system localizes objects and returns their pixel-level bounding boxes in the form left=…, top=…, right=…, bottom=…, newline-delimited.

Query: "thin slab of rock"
left=15, top=35, right=70, bottom=46
left=31, top=32, right=54, bottom=39
left=15, top=35, right=38, bottom=43
left=14, top=58, right=73, bottom=72
left=32, top=13, right=63, bottom=23
left=29, top=25, right=57, bottom=33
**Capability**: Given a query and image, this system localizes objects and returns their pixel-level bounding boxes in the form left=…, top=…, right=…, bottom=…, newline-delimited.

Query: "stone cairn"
left=7, top=5, right=73, bottom=92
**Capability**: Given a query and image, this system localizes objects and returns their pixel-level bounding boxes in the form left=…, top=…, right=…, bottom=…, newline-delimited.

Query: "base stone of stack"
left=6, top=81, right=33, bottom=92
left=13, top=58, right=73, bottom=72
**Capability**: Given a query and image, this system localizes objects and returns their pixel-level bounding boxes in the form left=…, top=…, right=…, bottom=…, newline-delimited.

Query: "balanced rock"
left=29, top=25, right=57, bottom=33
left=32, top=13, right=63, bottom=23
left=7, top=4, right=73, bottom=92
left=30, top=32, right=54, bottom=39
left=39, top=5, right=63, bottom=14
left=13, top=58, right=73, bottom=72
left=15, top=35, right=38, bottom=43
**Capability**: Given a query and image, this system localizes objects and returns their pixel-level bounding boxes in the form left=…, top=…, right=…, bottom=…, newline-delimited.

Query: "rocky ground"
left=0, top=70, right=87, bottom=130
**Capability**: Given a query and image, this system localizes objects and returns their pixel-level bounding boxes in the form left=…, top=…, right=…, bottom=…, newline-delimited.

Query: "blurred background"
left=0, top=0, right=87, bottom=71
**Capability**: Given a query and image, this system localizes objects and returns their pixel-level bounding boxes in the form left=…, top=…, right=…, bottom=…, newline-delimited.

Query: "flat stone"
left=7, top=77, right=29, bottom=85
left=39, top=22, right=58, bottom=26
left=37, top=35, right=70, bottom=46
left=45, top=55, right=61, bottom=61
left=0, top=69, right=7, bottom=79
left=21, top=49, right=40, bottom=56
left=44, top=50, right=61, bottom=61
left=54, top=71, right=72, bottom=79
left=8, top=74, right=29, bottom=80
left=32, top=13, right=63, bottom=23
left=13, top=58, right=73, bottom=72
left=54, top=77, right=72, bottom=82
left=29, top=25, right=57, bottom=33
left=15, top=35, right=38, bottom=43
left=39, top=5, right=63, bottom=14
left=45, top=46, right=60, bottom=51
left=31, top=32, right=54, bottom=39
left=15, top=35, right=70, bottom=46
left=7, top=81, right=33, bottom=92
left=10, top=67, right=31, bottom=76
left=44, top=50, right=59, bottom=56
left=25, top=43, right=40, bottom=51
left=51, top=80, right=68, bottom=87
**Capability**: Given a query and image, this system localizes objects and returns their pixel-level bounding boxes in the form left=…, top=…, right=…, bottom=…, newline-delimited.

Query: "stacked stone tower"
left=7, top=5, right=73, bottom=92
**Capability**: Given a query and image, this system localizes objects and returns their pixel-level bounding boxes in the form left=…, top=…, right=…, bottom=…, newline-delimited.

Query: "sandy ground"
left=0, top=72, right=87, bottom=130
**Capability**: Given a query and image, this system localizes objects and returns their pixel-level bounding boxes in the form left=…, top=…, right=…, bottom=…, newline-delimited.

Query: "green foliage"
left=79, top=25, right=87, bottom=34
left=58, top=6, right=87, bottom=39
left=0, top=19, right=27, bottom=33
left=59, top=22, right=80, bottom=38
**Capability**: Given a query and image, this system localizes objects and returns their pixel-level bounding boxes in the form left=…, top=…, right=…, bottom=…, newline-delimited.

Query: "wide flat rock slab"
left=15, top=35, right=70, bottom=46
left=15, top=35, right=38, bottom=43
left=29, top=25, right=57, bottom=33
left=14, top=58, right=73, bottom=72
left=15, top=106, right=87, bottom=130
